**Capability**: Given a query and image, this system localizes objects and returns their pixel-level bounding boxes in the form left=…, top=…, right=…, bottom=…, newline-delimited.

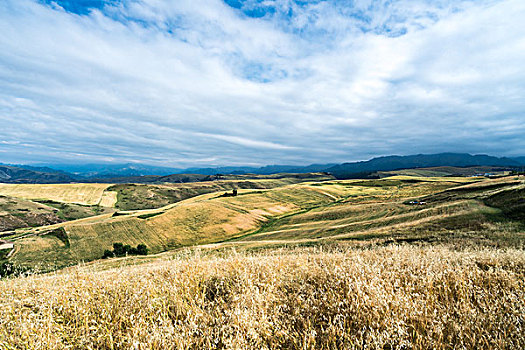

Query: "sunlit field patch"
left=1, top=244, right=523, bottom=349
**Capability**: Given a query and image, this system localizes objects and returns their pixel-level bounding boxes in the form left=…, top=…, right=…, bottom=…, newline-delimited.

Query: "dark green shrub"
left=102, top=243, right=148, bottom=259
left=136, top=244, right=148, bottom=255
left=102, top=250, right=114, bottom=259
left=123, top=245, right=132, bottom=255
left=0, top=262, right=14, bottom=278
left=113, top=243, right=126, bottom=257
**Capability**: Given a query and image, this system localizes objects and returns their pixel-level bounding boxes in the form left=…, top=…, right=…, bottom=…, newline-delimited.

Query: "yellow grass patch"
left=97, top=190, right=118, bottom=207
left=0, top=183, right=115, bottom=206
left=1, top=245, right=524, bottom=349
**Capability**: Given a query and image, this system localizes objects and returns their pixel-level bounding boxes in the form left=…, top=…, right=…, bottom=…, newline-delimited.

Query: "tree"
left=113, top=243, right=126, bottom=257
left=136, top=244, right=148, bottom=255
left=102, top=242, right=148, bottom=259
left=123, top=244, right=132, bottom=255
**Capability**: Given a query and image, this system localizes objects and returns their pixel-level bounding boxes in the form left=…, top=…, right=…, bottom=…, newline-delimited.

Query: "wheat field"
left=0, top=184, right=117, bottom=207
left=1, top=244, right=524, bottom=349
left=7, top=177, right=515, bottom=271
left=1, top=176, right=524, bottom=349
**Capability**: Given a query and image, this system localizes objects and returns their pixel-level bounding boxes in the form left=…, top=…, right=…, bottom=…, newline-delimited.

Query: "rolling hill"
left=1, top=173, right=524, bottom=349
left=1, top=173, right=524, bottom=350
left=0, top=174, right=333, bottom=233
left=4, top=173, right=524, bottom=271
left=4, top=153, right=523, bottom=184
left=375, top=165, right=512, bottom=177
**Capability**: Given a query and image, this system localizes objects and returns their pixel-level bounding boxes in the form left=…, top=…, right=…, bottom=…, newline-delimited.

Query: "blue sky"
left=1, top=0, right=524, bottom=166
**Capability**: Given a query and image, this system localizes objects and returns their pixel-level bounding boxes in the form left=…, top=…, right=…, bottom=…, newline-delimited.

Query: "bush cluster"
left=0, top=262, right=29, bottom=278
left=0, top=262, right=14, bottom=278
left=102, top=243, right=148, bottom=259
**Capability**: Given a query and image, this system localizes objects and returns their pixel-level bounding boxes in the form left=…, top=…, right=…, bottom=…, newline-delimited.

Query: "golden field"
left=9, top=175, right=525, bottom=272
left=0, top=184, right=117, bottom=207
left=1, top=244, right=524, bottom=349
left=1, top=175, right=524, bottom=349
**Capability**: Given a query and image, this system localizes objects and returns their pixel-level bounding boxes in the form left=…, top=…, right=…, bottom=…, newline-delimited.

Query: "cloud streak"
left=0, top=0, right=524, bottom=166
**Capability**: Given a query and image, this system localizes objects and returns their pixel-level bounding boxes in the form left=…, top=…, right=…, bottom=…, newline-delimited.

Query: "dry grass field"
left=9, top=175, right=523, bottom=271
left=7, top=184, right=340, bottom=270
left=0, top=184, right=117, bottom=207
left=0, top=175, right=524, bottom=349
left=108, top=175, right=333, bottom=211
left=1, top=244, right=524, bottom=349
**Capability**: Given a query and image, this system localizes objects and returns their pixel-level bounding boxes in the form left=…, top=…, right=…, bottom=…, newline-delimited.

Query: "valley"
left=1, top=172, right=524, bottom=349
left=1, top=173, right=523, bottom=272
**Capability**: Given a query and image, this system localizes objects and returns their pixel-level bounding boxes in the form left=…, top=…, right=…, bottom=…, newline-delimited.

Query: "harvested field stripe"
left=0, top=183, right=113, bottom=206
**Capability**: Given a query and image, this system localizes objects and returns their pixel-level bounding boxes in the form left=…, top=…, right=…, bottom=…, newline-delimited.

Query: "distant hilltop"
left=1, top=152, right=524, bottom=184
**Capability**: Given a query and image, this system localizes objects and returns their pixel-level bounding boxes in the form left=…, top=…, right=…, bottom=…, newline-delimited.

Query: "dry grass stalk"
left=1, top=244, right=524, bottom=349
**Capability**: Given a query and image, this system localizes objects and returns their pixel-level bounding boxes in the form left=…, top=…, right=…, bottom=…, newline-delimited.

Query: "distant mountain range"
left=1, top=153, right=524, bottom=184
left=0, top=165, right=75, bottom=184
left=31, top=163, right=183, bottom=178
left=513, top=156, right=525, bottom=165
left=326, top=153, right=524, bottom=178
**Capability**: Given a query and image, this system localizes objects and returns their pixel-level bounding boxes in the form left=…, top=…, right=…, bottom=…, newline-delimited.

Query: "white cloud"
left=0, top=0, right=524, bottom=167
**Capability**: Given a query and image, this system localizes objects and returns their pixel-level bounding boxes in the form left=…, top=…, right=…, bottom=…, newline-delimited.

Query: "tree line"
left=103, top=243, right=148, bottom=259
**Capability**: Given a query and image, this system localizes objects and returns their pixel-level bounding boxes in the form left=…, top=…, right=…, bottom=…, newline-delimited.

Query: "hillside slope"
left=238, top=176, right=524, bottom=244
left=8, top=184, right=340, bottom=269
left=10, top=175, right=519, bottom=271
left=376, top=166, right=511, bottom=177
left=0, top=196, right=64, bottom=232
left=2, top=176, right=524, bottom=350
left=109, top=174, right=333, bottom=210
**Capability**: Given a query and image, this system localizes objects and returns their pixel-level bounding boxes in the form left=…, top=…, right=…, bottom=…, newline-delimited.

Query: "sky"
left=0, top=0, right=524, bottom=167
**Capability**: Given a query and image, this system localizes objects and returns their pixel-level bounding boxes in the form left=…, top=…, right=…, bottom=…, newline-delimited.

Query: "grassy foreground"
left=1, top=244, right=524, bottom=349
